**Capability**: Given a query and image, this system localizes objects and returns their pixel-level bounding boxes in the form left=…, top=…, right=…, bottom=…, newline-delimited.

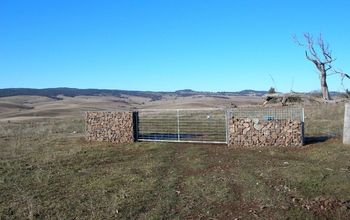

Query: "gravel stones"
left=85, top=111, right=134, bottom=144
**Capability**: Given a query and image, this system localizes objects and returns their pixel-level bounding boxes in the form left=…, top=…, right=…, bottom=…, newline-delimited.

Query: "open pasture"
left=1, top=102, right=350, bottom=219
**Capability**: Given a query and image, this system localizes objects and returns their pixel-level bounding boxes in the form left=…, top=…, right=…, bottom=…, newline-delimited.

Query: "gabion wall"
left=228, top=117, right=304, bottom=148
left=85, top=107, right=304, bottom=148
left=85, top=111, right=135, bottom=144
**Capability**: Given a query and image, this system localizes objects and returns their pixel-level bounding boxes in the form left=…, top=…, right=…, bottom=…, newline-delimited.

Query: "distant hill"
left=0, top=88, right=163, bottom=101
left=218, top=90, right=268, bottom=96
left=0, top=87, right=269, bottom=100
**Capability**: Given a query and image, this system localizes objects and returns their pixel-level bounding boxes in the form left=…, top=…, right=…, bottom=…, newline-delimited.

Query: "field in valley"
left=0, top=94, right=262, bottom=121
left=0, top=95, right=349, bottom=219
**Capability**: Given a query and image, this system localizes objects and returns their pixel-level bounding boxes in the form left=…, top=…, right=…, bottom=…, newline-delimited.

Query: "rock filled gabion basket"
left=229, top=117, right=303, bottom=148
left=85, top=111, right=134, bottom=144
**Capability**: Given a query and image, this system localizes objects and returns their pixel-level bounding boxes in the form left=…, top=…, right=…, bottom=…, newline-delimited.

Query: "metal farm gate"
left=136, top=109, right=228, bottom=144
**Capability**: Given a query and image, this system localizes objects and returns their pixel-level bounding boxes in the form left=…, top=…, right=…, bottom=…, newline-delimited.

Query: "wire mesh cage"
left=228, top=106, right=304, bottom=122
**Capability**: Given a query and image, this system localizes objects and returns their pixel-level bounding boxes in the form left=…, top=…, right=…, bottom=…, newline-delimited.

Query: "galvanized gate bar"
left=137, top=108, right=227, bottom=144
left=177, top=110, right=180, bottom=141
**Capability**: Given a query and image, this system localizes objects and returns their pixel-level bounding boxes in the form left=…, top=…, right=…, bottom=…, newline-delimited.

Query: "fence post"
left=225, top=109, right=229, bottom=145
left=133, top=111, right=139, bottom=142
left=344, top=103, right=350, bottom=145
left=301, top=108, right=305, bottom=146
left=177, top=109, right=180, bottom=142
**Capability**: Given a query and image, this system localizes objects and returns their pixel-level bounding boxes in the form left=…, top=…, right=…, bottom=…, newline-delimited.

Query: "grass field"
left=1, top=103, right=350, bottom=219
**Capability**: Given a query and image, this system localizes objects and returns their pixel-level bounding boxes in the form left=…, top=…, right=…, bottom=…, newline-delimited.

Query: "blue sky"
left=1, top=0, right=350, bottom=92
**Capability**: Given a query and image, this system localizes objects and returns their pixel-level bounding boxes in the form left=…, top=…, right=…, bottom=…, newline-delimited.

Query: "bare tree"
left=293, top=33, right=335, bottom=100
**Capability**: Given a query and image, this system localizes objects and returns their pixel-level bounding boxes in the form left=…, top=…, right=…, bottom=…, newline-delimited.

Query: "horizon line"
left=0, top=87, right=344, bottom=94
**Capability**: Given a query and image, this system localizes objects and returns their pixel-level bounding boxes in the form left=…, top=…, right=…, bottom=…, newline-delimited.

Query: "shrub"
left=268, top=87, right=276, bottom=94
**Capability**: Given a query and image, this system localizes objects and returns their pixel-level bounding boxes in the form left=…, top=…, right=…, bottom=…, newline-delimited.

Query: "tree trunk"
left=320, top=70, right=331, bottom=100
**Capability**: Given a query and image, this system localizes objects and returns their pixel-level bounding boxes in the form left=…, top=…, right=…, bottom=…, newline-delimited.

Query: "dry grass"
left=0, top=95, right=263, bottom=121
left=304, top=103, right=345, bottom=136
left=1, top=103, right=350, bottom=219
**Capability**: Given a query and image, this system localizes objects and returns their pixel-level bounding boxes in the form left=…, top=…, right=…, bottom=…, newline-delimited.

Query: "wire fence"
left=229, top=106, right=304, bottom=121
left=135, top=105, right=343, bottom=144
left=303, top=104, right=345, bottom=137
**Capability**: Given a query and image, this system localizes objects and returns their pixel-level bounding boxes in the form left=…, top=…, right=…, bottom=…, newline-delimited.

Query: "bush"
left=268, top=87, right=276, bottom=94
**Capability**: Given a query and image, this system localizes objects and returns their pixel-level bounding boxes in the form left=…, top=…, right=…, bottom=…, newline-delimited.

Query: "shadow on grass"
left=304, top=136, right=331, bottom=145
left=138, top=133, right=202, bottom=140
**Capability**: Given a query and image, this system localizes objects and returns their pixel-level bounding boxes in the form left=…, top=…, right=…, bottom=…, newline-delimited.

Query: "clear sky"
left=1, top=0, right=350, bottom=92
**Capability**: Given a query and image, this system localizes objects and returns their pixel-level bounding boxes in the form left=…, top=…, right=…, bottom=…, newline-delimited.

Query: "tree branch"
left=332, top=69, right=350, bottom=92
left=318, top=34, right=335, bottom=64
left=325, top=66, right=332, bottom=71
left=292, top=34, right=304, bottom=47
left=304, top=33, right=322, bottom=62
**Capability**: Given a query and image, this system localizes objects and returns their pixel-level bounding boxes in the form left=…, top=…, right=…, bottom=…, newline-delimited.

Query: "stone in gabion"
left=228, top=117, right=303, bottom=148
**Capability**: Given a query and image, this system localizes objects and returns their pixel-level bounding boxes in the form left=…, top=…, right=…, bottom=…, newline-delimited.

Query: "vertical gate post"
left=225, top=109, right=229, bottom=145
left=344, top=103, right=350, bottom=145
left=301, top=108, right=305, bottom=146
left=133, top=111, right=139, bottom=142
left=177, top=110, right=180, bottom=142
